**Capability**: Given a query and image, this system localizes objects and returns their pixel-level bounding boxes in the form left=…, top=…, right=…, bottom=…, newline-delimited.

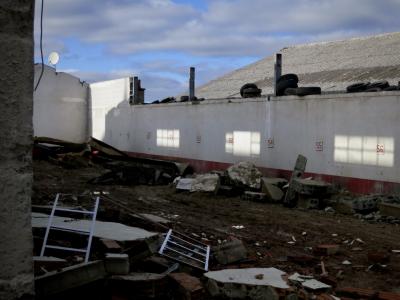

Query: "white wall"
left=33, top=65, right=89, bottom=143
left=97, top=92, right=400, bottom=186
left=89, top=77, right=130, bottom=143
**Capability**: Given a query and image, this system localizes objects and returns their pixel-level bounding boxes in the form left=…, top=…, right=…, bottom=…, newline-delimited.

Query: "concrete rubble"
left=205, top=268, right=289, bottom=299
left=227, top=161, right=262, bottom=189
left=213, top=238, right=248, bottom=265
left=191, top=173, right=220, bottom=193
left=261, top=179, right=284, bottom=202
left=28, top=140, right=400, bottom=299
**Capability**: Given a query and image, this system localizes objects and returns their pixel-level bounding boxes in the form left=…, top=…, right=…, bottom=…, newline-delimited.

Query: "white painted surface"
left=91, top=91, right=400, bottom=186
left=33, top=65, right=89, bottom=143
left=89, top=77, right=131, bottom=143
left=32, top=212, right=158, bottom=241
left=204, top=268, right=289, bottom=288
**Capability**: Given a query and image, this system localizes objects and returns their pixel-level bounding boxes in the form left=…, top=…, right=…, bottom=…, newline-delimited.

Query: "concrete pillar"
left=0, top=1, right=35, bottom=299
left=273, top=53, right=282, bottom=96
left=189, top=67, right=195, bottom=101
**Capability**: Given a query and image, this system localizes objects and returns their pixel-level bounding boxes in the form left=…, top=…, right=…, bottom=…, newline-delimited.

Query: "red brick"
left=313, top=245, right=339, bottom=256
left=169, top=273, right=204, bottom=300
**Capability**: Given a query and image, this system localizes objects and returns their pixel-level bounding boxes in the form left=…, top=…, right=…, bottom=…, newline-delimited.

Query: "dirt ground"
left=32, top=160, right=400, bottom=293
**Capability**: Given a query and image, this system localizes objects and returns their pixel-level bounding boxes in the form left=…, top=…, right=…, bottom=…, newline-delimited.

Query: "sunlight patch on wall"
left=157, top=129, right=180, bottom=148
left=334, top=135, right=394, bottom=167
left=225, top=131, right=260, bottom=157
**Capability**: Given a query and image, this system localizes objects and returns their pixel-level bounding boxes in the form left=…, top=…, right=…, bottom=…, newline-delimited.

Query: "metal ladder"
left=40, top=193, right=100, bottom=263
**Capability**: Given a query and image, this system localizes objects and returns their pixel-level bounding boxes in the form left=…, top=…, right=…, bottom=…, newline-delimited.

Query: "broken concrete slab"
left=176, top=178, right=194, bottom=191
left=213, top=239, right=248, bottom=265
left=378, top=202, right=400, bottom=218
left=261, top=177, right=288, bottom=189
left=169, top=273, right=205, bottom=300
left=227, top=161, right=262, bottom=189
left=261, top=181, right=284, bottom=202
left=32, top=212, right=158, bottom=242
left=191, top=173, right=220, bottom=193
left=35, top=260, right=106, bottom=297
left=205, top=268, right=288, bottom=300
left=291, top=178, right=331, bottom=196
left=104, top=253, right=130, bottom=275
left=301, top=279, right=331, bottom=291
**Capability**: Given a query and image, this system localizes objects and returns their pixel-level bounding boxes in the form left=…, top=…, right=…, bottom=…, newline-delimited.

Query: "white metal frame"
left=40, top=193, right=100, bottom=263
left=159, top=229, right=210, bottom=271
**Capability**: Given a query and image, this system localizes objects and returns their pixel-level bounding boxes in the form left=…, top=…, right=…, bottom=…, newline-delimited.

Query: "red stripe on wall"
left=126, top=151, right=400, bottom=195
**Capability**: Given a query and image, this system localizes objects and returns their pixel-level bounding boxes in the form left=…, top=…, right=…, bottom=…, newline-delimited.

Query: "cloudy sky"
left=34, top=0, right=400, bottom=101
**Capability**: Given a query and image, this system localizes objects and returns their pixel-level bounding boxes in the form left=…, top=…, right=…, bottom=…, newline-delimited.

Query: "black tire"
left=240, top=83, right=258, bottom=97
left=284, top=88, right=298, bottom=96
left=365, top=87, right=382, bottom=92
left=161, top=97, right=175, bottom=103
left=276, top=79, right=298, bottom=96
left=384, top=85, right=400, bottom=91
left=180, top=95, right=189, bottom=102
left=278, top=73, right=298, bottom=84
left=295, top=87, right=321, bottom=96
left=346, top=82, right=370, bottom=93
left=285, top=87, right=321, bottom=96
left=367, top=80, right=389, bottom=90
left=243, top=88, right=262, bottom=98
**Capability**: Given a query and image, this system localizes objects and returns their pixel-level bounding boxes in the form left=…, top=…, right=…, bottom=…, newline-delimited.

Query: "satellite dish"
left=48, top=52, right=60, bottom=66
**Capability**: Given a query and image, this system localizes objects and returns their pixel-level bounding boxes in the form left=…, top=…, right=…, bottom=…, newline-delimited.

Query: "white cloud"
left=34, top=0, right=400, bottom=100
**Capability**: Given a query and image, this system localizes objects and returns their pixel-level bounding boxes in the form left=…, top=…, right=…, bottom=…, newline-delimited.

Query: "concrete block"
left=214, top=239, right=248, bottom=265
left=100, top=239, right=122, bottom=253
left=378, top=202, right=400, bottom=218
left=261, top=181, right=284, bottom=202
left=110, top=273, right=168, bottom=299
left=169, top=273, right=205, bottom=300
left=292, top=179, right=330, bottom=196
left=105, top=253, right=130, bottom=275
left=205, top=268, right=288, bottom=300
left=35, top=261, right=106, bottom=297
left=33, top=256, right=68, bottom=274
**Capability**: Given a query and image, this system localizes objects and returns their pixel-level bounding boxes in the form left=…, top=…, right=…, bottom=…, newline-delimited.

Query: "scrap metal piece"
left=159, top=229, right=210, bottom=271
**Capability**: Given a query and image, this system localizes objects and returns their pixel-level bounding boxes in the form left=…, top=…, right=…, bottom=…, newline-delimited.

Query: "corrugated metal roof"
left=196, top=31, right=400, bottom=99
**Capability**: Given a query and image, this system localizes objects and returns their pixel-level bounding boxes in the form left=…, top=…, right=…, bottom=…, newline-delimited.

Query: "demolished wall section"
left=33, top=65, right=89, bottom=143
left=97, top=93, right=400, bottom=194
left=0, top=1, right=35, bottom=299
left=89, top=77, right=131, bottom=144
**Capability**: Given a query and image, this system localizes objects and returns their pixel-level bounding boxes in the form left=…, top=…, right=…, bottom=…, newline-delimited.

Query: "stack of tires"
left=346, top=81, right=399, bottom=93
left=277, top=73, right=321, bottom=96
left=240, top=83, right=262, bottom=98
